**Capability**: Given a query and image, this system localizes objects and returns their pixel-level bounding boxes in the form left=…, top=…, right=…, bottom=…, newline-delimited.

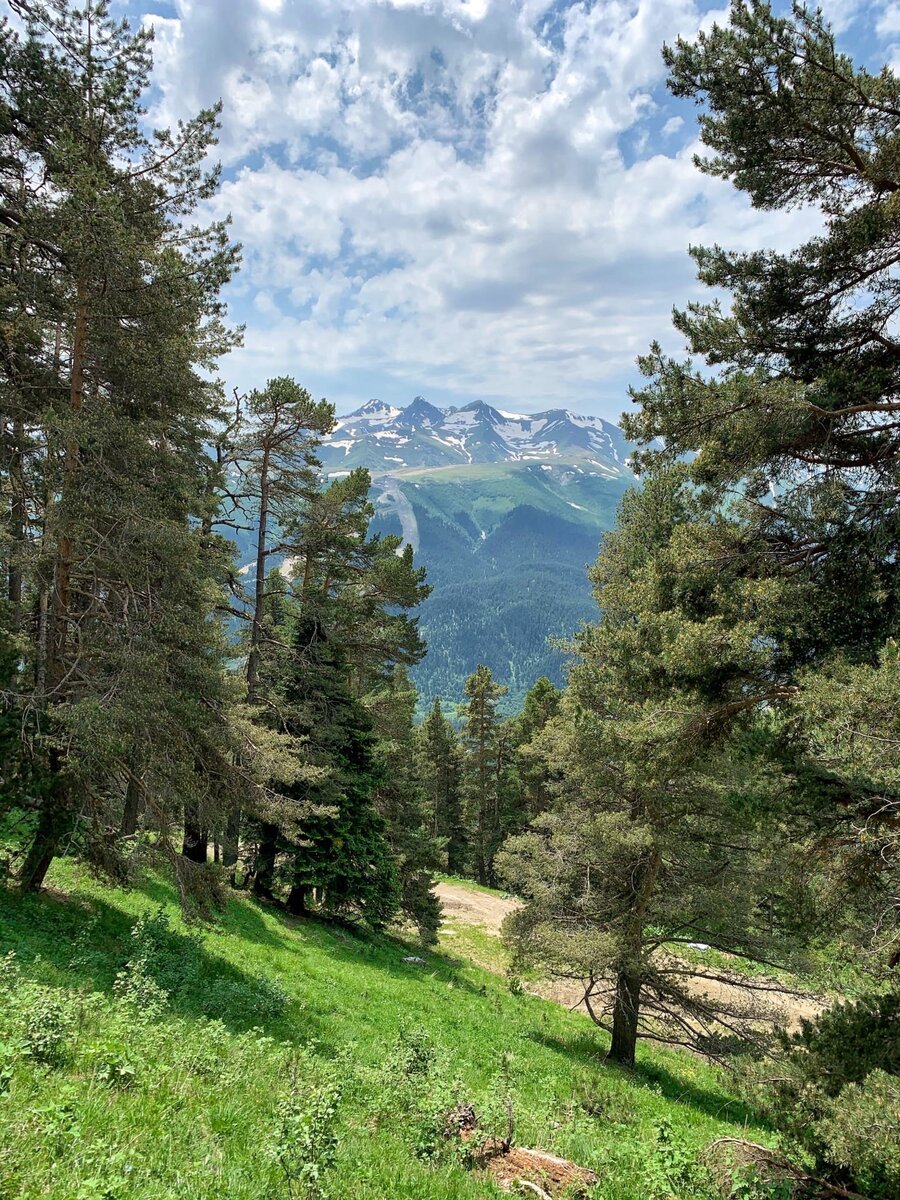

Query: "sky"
left=123, top=0, right=900, bottom=420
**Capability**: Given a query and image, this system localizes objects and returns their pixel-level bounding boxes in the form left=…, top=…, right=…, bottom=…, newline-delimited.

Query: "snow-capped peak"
left=322, top=396, right=637, bottom=475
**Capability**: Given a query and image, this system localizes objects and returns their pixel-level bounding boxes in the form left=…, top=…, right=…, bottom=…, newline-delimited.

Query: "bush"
left=268, top=1079, right=343, bottom=1199
left=23, top=993, right=72, bottom=1066
left=737, top=990, right=900, bottom=1198
left=198, top=973, right=289, bottom=1022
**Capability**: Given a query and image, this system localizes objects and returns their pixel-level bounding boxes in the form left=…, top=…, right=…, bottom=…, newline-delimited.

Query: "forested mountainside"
left=319, top=400, right=637, bottom=708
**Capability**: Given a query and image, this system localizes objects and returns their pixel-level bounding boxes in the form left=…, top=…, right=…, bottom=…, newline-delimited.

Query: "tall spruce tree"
left=367, top=668, right=442, bottom=943
left=417, top=697, right=466, bottom=874
left=276, top=614, right=399, bottom=928
left=508, top=676, right=561, bottom=824
left=459, top=664, right=509, bottom=886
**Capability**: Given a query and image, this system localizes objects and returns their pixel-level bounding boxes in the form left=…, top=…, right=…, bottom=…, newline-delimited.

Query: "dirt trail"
left=434, top=881, right=823, bottom=1031
left=434, top=881, right=519, bottom=935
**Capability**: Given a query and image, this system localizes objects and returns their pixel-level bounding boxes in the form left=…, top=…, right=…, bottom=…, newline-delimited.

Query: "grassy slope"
left=397, top=462, right=630, bottom=538
left=0, top=862, right=773, bottom=1200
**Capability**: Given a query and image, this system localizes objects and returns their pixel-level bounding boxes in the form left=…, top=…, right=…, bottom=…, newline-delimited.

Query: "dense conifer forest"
left=2, top=3, right=899, bottom=1198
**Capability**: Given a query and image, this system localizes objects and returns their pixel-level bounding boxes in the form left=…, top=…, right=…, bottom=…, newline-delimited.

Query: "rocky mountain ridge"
left=319, top=397, right=635, bottom=476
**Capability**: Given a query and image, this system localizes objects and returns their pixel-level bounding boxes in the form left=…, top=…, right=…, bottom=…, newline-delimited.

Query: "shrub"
left=23, top=993, right=72, bottom=1066
left=199, top=972, right=289, bottom=1022
left=737, top=990, right=900, bottom=1199
left=268, top=1080, right=343, bottom=1199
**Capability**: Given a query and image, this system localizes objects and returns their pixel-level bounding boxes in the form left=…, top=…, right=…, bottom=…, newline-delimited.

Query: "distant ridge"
left=318, top=397, right=640, bottom=711
left=319, top=397, right=634, bottom=476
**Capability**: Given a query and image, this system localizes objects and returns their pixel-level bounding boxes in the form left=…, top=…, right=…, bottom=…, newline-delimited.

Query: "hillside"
left=0, top=865, right=774, bottom=1200
left=318, top=399, right=637, bottom=709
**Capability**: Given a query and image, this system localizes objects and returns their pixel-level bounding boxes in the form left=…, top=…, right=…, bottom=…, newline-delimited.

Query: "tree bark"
left=252, top=821, right=279, bottom=899
left=606, top=969, right=642, bottom=1067
left=222, top=805, right=240, bottom=870
left=119, top=772, right=143, bottom=837
left=7, top=415, right=25, bottom=628
left=18, top=778, right=73, bottom=893
left=181, top=807, right=208, bottom=864
left=19, top=296, right=88, bottom=892
left=286, top=881, right=308, bottom=915
left=604, top=845, right=660, bottom=1067
left=245, top=445, right=270, bottom=703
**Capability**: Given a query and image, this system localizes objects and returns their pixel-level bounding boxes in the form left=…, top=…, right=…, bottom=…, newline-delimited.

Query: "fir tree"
left=459, top=665, right=509, bottom=886
left=277, top=615, right=399, bottom=929
left=417, top=697, right=466, bottom=875
left=368, top=669, right=442, bottom=943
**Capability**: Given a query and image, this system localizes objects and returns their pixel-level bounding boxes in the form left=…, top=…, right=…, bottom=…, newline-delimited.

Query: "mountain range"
left=319, top=398, right=639, bottom=711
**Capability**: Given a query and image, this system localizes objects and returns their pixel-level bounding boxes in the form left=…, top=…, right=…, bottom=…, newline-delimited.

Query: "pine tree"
left=229, top=378, right=335, bottom=703
left=0, top=1, right=241, bottom=896
left=459, top=665, right=508, bottom=886
left=417, top=697, right=466, bottom=874
left=622, top=0, right=900, bottom=964
left=498, top=472, right=814, bottom=1066
left=211, top=376, right=333, bottom=876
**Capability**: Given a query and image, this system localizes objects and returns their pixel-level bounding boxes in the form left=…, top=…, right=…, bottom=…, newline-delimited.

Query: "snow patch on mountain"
left=319, top=397, right=639, bottom=478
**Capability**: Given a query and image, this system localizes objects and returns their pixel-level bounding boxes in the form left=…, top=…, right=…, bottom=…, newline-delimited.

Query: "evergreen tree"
left=368, top=669, right=442, bottom=943
left=459, top=665, right=509, bottom=886
left=276, top=615, right=399, bottom=929
left=622, top=0, right=900, bottom=966
left=507, top=676, right=561, bottom=824
left=498, top=472, right=814, bottom=1066
left=214, top=376, right=333, bottom=877
left=417, top=697, right=466, bottom=875
left=0, top=0, right=241, bottom=897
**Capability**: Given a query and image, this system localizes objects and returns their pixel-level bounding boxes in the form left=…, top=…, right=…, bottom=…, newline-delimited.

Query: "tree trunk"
left=18, top=784, right=73, bottom=893
left=286, top=881, right=308, bottom=915
left=245, top=446, right=270, bottom=703
left=181, top=808, right=208, bottom=864
left=222, top=805, right=240, bottom=869
left=119, top=772, right=143, bottom=837
left=24, top=297, right=88, bottom=890
left=606, top=968, right=642, bottom=1067
left=252, top=822, right=279, bottom=899
left=7, top=415, right=25, bottom=628
left=604, top=845, right=660, bottom=1067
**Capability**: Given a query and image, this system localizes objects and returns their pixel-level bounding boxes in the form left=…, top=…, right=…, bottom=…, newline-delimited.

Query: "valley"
left=318, top=399, right=638, bottom=708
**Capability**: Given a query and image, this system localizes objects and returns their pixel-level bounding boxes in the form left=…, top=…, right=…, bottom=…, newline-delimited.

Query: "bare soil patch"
left=435, top=881, right=824, bottom=1032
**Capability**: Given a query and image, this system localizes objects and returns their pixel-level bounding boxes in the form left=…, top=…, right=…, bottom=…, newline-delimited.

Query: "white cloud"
left=140, top=0, right=820, bottom=415
left=817, top=0, right=866, bottom=34
left=877, top=2, right=900, bottom=37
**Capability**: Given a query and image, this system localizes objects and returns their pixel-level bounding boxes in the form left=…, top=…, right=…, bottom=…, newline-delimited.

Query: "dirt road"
left=434, top=880, right=823, bottom=1032
left=434, top=880, right=520, bottom=935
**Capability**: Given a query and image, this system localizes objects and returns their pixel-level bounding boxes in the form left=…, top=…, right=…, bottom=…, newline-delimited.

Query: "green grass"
left=0, top=860, right=775, bottom=1199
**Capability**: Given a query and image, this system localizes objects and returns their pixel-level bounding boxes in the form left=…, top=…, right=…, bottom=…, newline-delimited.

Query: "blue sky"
left=129, top=0, right=900, bottom=420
